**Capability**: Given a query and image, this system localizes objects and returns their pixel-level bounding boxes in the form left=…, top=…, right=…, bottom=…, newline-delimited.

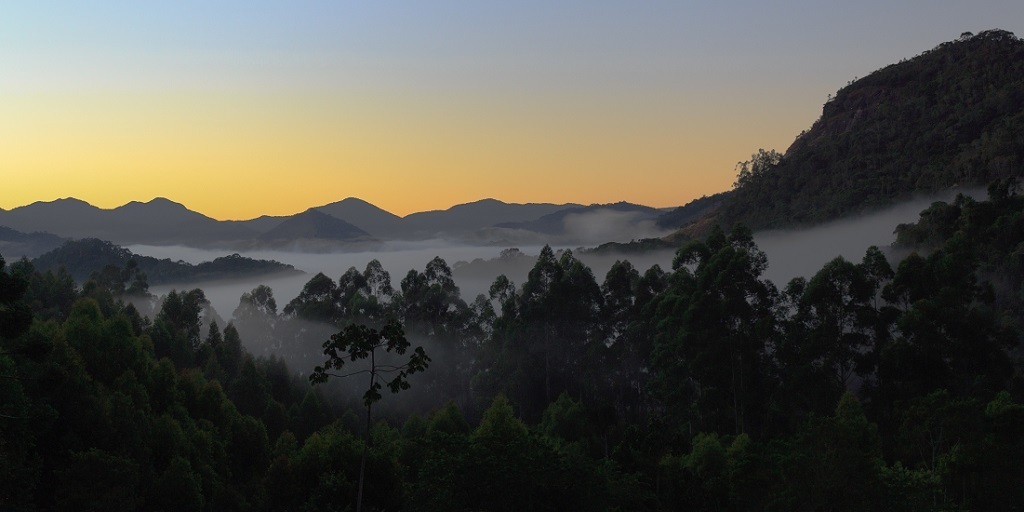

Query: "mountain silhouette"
left=0, top=225, right=65, bottom=259
left=313, top=197, right=404, bottom=238
left=497, top=202, right=661, bottom=235
left=710, top=29, right=1024, bottom=233
left=0, top=197, right=257, bottom=245
left=0, top=196, right=664, bottom=249
left=32, top=238, right=298, bottom=284
left=259, top=208, right=372, bottom=242
left=656, top=29, right=1024, bottom=240
left=400, top=198, right=582, bottom=238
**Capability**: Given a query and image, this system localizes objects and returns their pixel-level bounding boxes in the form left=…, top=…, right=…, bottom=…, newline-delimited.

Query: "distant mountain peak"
left=260, top=208, right=371, bottom=241
left=466, top=198, right=505, bottom=206
left=113, top=197, right=215, bottom=224
left=337, top=197, right=374, bottom=205
left=145, top=197, right=184, bottom=207
left=119, top=197, right=186, bottom=209
left=313, top=197, right=403, bottom=237
left=315, top=197, right=398, bottom=215
left=33, top=197, right=93, bottom=207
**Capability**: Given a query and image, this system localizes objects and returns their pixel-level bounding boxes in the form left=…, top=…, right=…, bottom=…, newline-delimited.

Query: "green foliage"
left=0, top=252, right=328, bottom=511
left=477, top=246, right=606, bottom=421
left=13, top=259, right=77, bottom=323
left=772, top=393, right=886, bottom=511
left=652, top=224, right=779, bottom=435
left=733, top=148, right=783, bottom=189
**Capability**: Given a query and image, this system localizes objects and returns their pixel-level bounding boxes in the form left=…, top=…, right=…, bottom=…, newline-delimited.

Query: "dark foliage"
left=32, top=238, right=299, bottom=285
left=717, top=30, right=1024, bottom=231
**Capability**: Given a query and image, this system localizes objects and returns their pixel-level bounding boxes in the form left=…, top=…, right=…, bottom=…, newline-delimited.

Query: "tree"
left=514, top=247, right=604, bottom=416
left=283, top=272, right=338, bottom=323
left=876, top=237, right=1013, bottom=404
left=652, top=225, right=780, bottom=436
left=151, top=289, right=209, bottom=368
left=233, top=285, right=278, bottom=355
left=0, top=254, right=38, bottom=506
left=777, top=256, right=878, bottom=419
left=0, top=255, right=32, bottom=342
left=400, top=256, right=468, bottom=338
left=601, top=260, right=667, bottom=422
left=358, top=259, right=394, bottom=324
left=310, top=320, right=429, bottom=512
left=777, top=392, right=886, bottom=510
left=399, top=257, right=475, bottom=408
left=465, top=394, right=540, bottom=511
left=13, top=260, right=77, bottom=323
left=733, top=148, right=782, bottom=189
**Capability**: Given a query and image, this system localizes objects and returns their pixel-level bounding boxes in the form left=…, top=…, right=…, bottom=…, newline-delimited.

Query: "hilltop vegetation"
left=690, top=30, right=1024, bottom=234
left=32, top=238, right=299, bottom=285
left=0, top=226, right=64, bottom=259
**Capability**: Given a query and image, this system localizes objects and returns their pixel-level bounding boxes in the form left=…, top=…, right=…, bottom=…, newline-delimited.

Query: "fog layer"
left=136, top=190, right=978, bottom=325
left=754, top=189, right=982, bottom=285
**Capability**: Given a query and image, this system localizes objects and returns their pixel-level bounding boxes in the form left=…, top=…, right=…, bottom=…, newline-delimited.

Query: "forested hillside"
left=2, top=178, right=1021, bottom=510
left=694, top=29, right=1024, bottom=233
left=32, top=238, right=299, bottom=285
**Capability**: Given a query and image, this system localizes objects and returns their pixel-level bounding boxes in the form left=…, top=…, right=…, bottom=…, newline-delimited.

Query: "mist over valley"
left=125, top=191, right=967, bottom=328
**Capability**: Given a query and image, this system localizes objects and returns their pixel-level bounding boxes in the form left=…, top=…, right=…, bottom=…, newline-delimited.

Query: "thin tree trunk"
left=358, top=366, right=374, bottom=512
left=357, top=424, right=368, bottom=512
left=545, top=344, right=551, bottom=404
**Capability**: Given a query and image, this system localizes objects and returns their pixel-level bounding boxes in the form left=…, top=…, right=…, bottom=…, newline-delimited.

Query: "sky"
left=2, top=1, right=1022, bottom=220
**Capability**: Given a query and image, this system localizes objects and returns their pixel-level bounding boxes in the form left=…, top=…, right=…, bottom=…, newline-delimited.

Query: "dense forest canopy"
left=1, top=178, right=1022, bottom=510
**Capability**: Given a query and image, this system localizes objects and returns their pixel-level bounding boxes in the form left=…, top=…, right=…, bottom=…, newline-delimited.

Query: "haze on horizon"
left=2, top=1, right=1022, bottom=220
left=131, top=190, right=963, bottom=326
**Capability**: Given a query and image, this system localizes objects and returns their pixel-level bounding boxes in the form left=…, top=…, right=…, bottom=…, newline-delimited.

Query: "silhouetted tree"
left=310, top=320, right=429, bottom=512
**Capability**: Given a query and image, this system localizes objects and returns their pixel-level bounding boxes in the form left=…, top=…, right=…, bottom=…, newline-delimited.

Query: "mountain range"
left=0, top=195, right=672, bottom=257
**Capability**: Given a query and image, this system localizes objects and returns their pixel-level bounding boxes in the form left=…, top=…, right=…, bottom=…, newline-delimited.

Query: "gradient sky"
left=2, top=1, right=1022, bottom=220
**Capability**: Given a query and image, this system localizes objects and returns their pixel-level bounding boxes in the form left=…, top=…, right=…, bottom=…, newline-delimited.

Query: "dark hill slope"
left=0, top=226, right=65, bottom=259
left=655, top=192, right=729, bottom=230
left=714, top=29, right=1024, bottom=232
left=314, top=197, right=403, bottom=238
left=32, top=238, right=299, bottom=284
left=401, top=199, right=580, bottom=238
left=0, top=197, right=258, bottom=245
left=259, top=209, right=371, bottom=241
left=496, top=202, right=660, bottom=235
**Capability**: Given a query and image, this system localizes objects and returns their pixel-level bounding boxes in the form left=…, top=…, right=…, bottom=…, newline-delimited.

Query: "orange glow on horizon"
left=0, top=86, right=814, bottom=220
left=3, top=2, right=1020, bottom=221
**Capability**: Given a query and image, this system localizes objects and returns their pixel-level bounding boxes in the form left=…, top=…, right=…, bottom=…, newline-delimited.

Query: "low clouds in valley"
left=134, top=191, right=976, bottom=328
